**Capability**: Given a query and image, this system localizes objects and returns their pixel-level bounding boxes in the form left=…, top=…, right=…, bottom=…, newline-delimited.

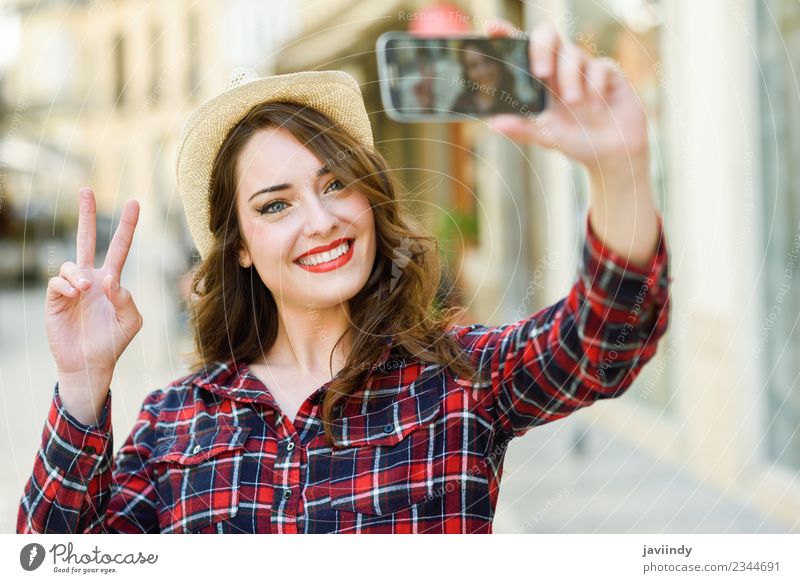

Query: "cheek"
left=353, top=203, right=377, bottom=259
left=237, top=210, right=261, bottom=241
left=346, top=194, right=375, bottom=228
left=243, top=223, right=295, bottom=264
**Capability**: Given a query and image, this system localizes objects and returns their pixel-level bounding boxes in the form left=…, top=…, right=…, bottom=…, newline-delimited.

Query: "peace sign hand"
left=46, top=188, right=142, bottom=425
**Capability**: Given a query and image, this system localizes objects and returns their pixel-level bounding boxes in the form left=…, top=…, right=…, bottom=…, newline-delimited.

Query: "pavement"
left=493, top=415, right=788, bottom=533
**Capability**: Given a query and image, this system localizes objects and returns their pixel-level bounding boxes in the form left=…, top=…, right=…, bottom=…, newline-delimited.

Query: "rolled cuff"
left=581, top=210, right=672, bottom=331
left=43, top=383, right=112, bottom=480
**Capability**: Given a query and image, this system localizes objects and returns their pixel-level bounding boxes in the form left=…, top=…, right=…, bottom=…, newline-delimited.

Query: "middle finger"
left=559, top=44, right=587, bottom=104
left=103, top=200, right=140, bottom=275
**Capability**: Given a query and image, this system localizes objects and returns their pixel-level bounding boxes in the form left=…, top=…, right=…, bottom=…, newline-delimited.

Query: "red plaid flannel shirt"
left=18, top=212, right=671, bottom=534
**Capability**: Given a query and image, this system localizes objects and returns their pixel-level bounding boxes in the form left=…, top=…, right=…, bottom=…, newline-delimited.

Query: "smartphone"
left=376, top=31, right=547, bottom=123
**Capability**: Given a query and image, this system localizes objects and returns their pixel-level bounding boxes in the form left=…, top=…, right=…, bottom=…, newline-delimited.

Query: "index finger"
left=76, top=187, right=96, bottom=269
left=103, top=200, right=140, bottom=275
left=531, top=21, right=561, bottom=81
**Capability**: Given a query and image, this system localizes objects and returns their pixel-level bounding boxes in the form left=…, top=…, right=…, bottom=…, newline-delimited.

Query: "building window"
left=149, top=24, right=162, bottom=108
left=757, top=1, right=800, bottom=471
left=113, top=33, right=126, bottom=106
left=187, top=10, right=201, bottom=98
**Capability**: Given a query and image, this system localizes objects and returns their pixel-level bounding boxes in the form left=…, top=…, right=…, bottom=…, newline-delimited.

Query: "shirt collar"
left=191, top=336, right=396, bottom=407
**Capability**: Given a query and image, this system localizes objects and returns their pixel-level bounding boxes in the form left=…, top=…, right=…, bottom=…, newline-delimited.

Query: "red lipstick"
left=294, top=237, right=351, bottom=261
left=294, top=238, right=355, bottom=273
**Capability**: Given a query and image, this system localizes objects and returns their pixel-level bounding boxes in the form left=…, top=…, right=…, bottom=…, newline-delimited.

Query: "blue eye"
left=257, top=181, right=343, bottom=216
left=258, top=200, right=288, bottom=215
left=326, top=179, right=344, bottom=193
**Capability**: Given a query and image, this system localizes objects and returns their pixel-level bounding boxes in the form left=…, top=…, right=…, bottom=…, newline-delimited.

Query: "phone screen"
left=376, top=32, right=547, bottom=122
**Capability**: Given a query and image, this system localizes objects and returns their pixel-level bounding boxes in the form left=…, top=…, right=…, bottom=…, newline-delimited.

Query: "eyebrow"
left=248, top=166, right=331, bottom=201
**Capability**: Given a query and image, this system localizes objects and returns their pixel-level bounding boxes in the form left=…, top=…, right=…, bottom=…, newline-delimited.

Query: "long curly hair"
left=186, top=100, right=482, bottom=446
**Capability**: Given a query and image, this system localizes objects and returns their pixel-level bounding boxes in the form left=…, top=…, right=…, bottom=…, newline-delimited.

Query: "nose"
left=302, top=193, right=340, bottom=239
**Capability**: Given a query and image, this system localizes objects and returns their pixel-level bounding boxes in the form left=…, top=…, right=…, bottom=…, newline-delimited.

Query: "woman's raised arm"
left=46, top=188, right=142, bottom=425
left=17, top=188, right=154, bottom=534
left=449, top=19, right=672, bottom=439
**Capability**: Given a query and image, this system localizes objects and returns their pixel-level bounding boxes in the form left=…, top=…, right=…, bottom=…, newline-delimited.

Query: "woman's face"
left=463, top=47, right=500, bottom=89
left=235, top=127, right=377, bottom=309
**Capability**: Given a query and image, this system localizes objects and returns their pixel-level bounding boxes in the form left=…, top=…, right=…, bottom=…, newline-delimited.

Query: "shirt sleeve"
left=17, top=383, right=163, bottom=533
left=449, top=210, right=672, bottom=440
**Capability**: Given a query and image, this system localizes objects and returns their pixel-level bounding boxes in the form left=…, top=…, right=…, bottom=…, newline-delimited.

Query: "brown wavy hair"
left=186, top=100, right=482, bottom=446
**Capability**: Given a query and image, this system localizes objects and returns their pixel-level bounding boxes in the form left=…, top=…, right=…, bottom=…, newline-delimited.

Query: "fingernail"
left=112, top=279, right=119, bottom=291
left=488, top=114, right=513, bottom=129
left=78, top=278, right=90, bottom=289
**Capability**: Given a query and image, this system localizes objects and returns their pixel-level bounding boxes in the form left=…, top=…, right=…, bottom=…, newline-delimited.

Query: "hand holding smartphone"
left=376, top=31, right=547, bottom=122
left=376, top=18, right=650, bottom=177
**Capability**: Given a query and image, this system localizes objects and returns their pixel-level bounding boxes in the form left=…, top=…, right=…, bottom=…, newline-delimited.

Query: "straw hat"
left=175, top=68, right=374, bottom=260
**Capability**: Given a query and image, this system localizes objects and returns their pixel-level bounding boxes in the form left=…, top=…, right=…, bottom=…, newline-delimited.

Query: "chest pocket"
left=151, top=424, right=251, bottom=533
left=327, top=367, right=442, bottom=516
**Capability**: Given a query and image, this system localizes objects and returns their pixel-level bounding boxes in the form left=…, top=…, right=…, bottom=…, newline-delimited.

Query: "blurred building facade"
left=0, top=0, right=798, bottom=531
left=2, top=0, right=298, bottom=242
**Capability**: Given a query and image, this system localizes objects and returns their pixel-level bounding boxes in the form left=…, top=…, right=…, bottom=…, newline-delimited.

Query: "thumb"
left=487, top=113, right=557, bottom=148
left=102, top=273, right=142, bottom=334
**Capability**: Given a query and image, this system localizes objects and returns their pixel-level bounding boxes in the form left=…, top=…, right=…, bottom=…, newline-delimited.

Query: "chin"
left=306, top=282, right=364, bottom=305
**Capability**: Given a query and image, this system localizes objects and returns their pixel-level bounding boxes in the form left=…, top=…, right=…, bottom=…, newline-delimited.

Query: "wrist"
left=57, top=367, right=114, bottom=388
left=587, top=154, right=652, bottom=203
left=57, top=369, right=113, bottom=427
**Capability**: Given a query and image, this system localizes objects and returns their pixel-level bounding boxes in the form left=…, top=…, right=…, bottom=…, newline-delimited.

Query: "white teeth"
left=298, top=240, right=351, bottom=266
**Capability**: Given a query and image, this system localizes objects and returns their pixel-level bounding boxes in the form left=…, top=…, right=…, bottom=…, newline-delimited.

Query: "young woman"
left=450, top=39, right=520, bottom=114
left=18, top=20, right=670, bottom=534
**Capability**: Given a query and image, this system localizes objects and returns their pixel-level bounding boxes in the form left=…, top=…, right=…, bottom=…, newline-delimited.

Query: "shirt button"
left=192, top=444, right=201, bottom=454
left=383, top=423, right=394, bottom=434
left=286, top=441, right=295, bottom=451
left=282, top=489, right=293, bottom=500
left=83, top=445, right=97, bottom=455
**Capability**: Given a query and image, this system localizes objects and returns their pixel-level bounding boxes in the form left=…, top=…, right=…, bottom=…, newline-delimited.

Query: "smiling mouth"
left=294, top=238, right=355, bottom=271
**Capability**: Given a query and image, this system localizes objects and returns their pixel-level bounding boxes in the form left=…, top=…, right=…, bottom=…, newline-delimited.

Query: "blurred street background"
left=0, top=0, right=798, bottom=533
